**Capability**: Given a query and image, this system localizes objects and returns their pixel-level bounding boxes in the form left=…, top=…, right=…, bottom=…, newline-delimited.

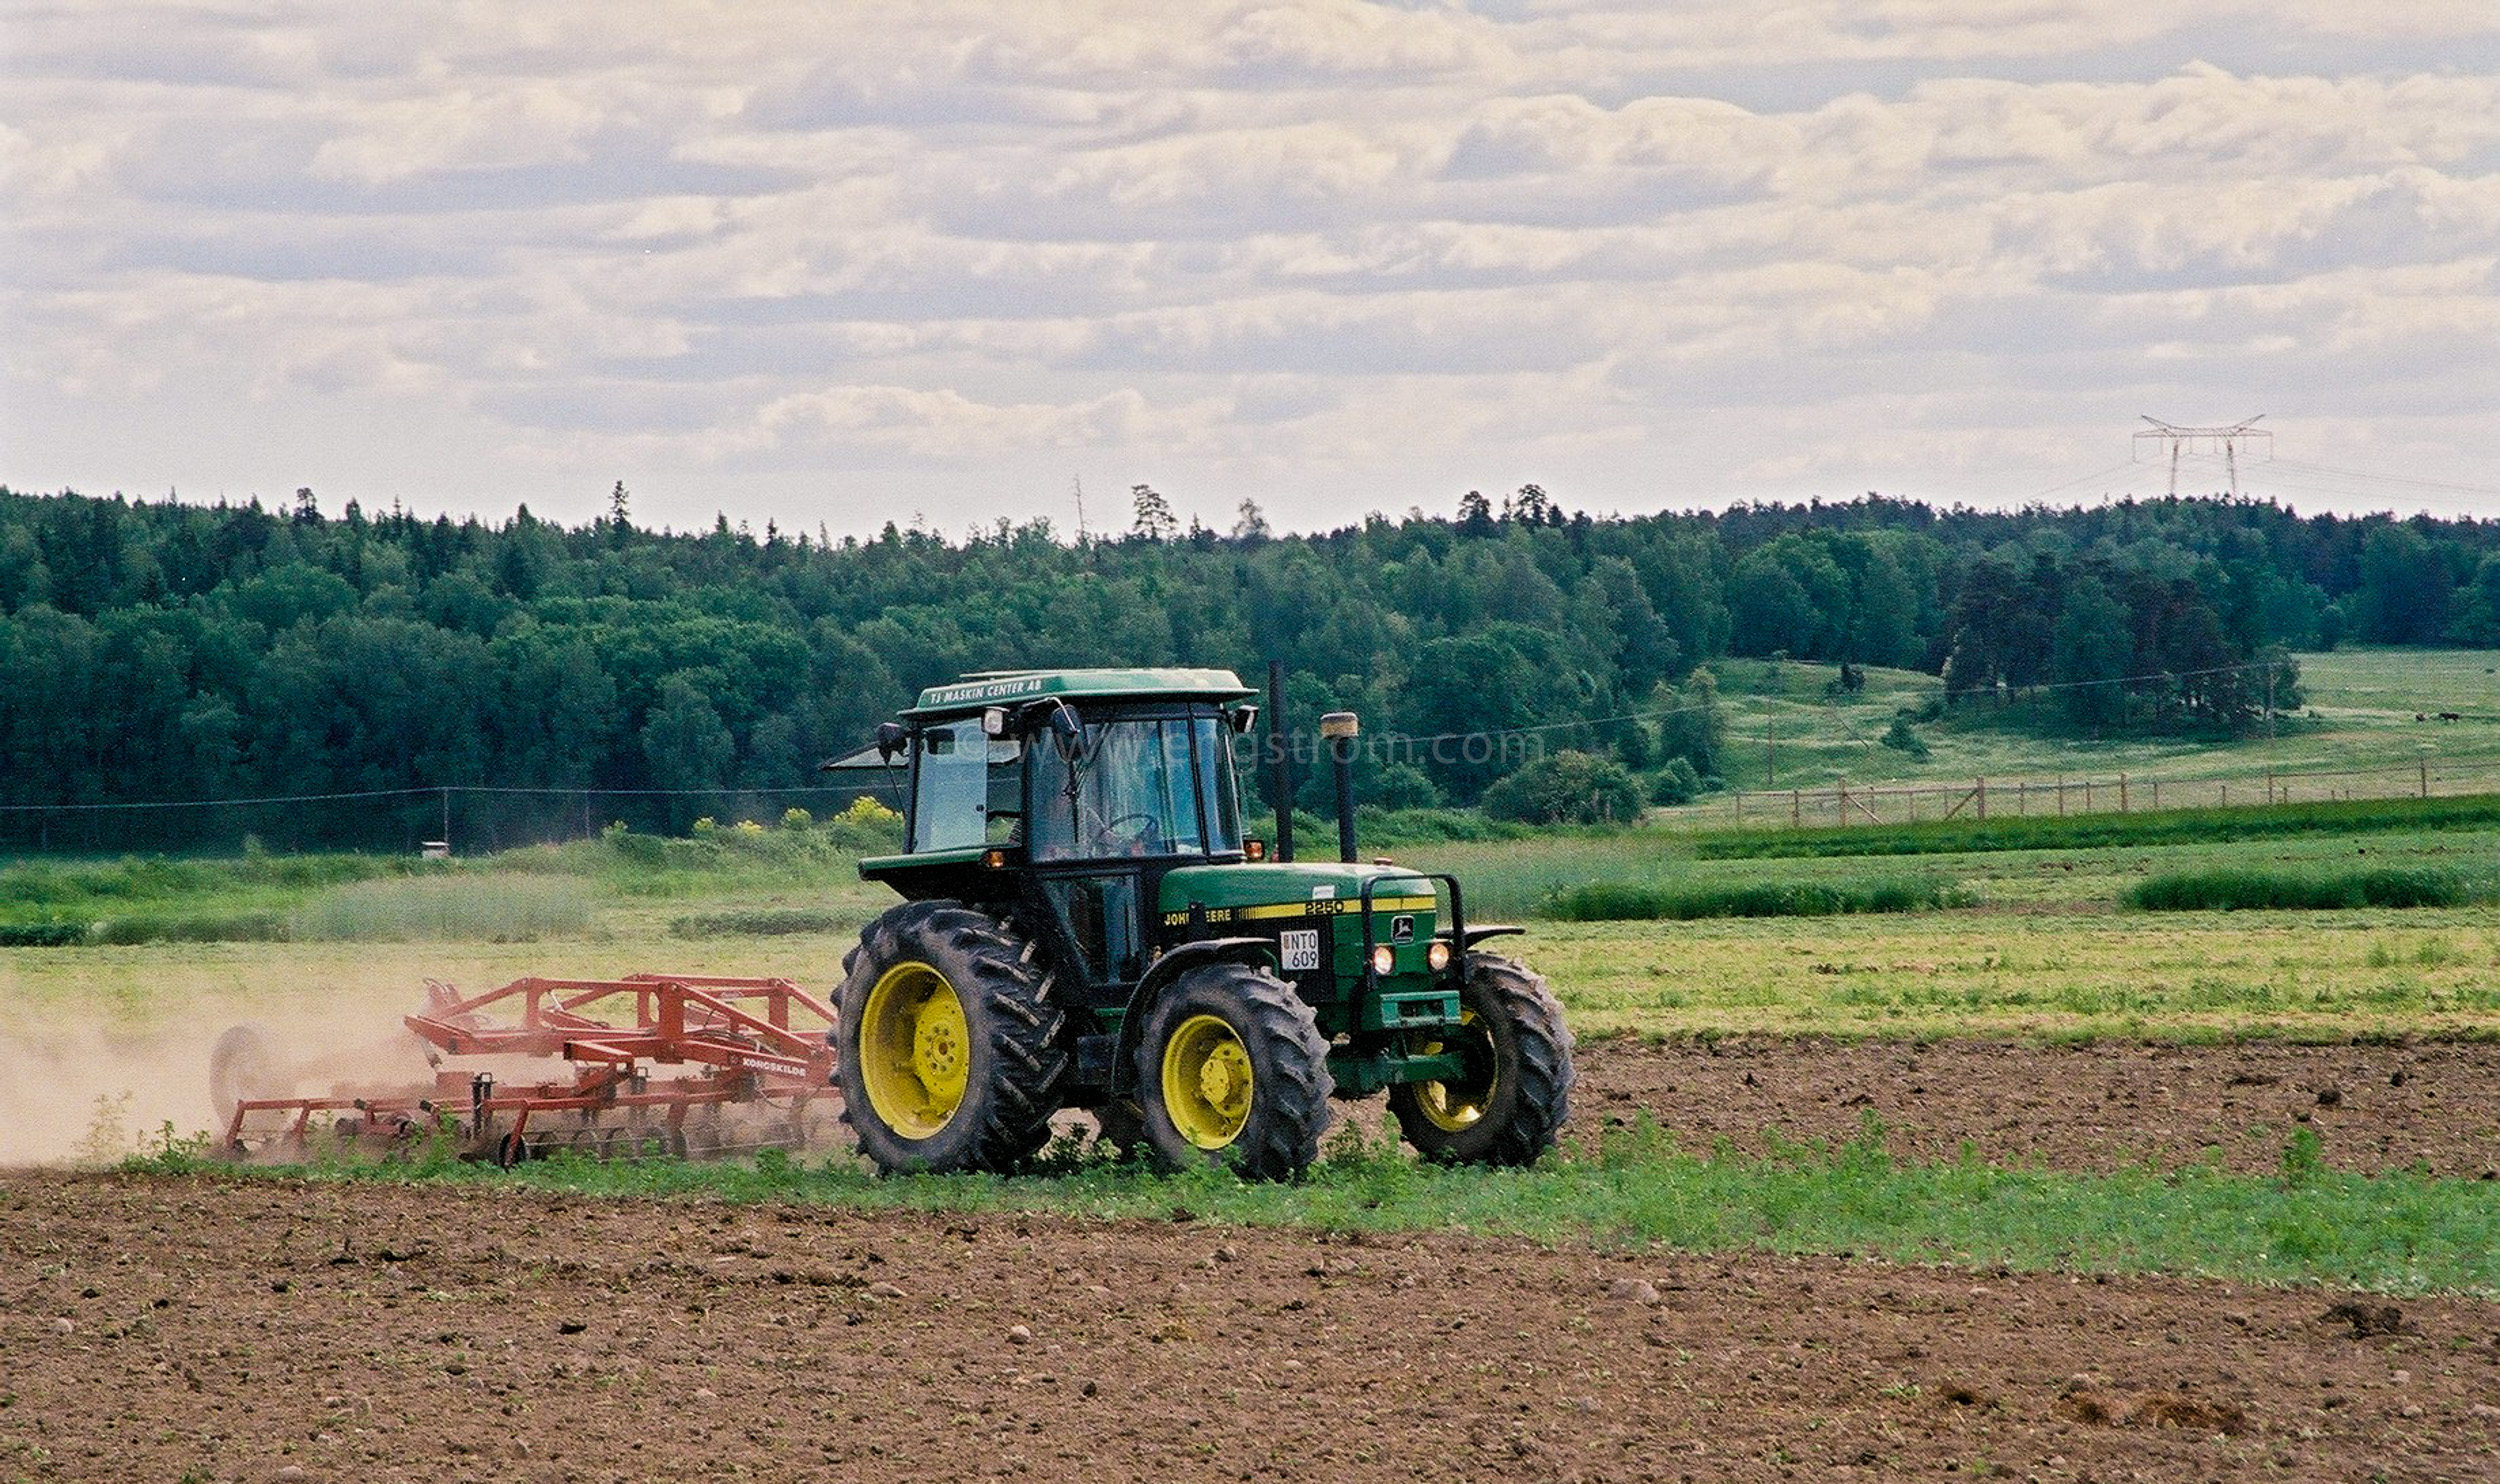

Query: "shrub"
left=827, top=795, right=906, bottom=854
left=1545, top=875, right=1967, bottom=921
left=837, top=796, right=902, bottom=827
left=1365, top=761, right=1444, bottom=812
left=2122, top=866, right=2475, bottom=912
left=1480, top=751, right=1648, bottom=825
left=1879, top=717, right=1929, bottom=759
left=1651, top=758, right=1703, bottom=806
left=87, top=911, right=291, bottom=945
left=607, top=828, right=668, bottom=866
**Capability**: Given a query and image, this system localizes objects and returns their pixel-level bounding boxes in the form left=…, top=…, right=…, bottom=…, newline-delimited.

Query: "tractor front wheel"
left=1389, top=953, right=1574, bottom=1166
left=837, top=901, right=1068, bottom=1174
left=1136, top=962, right=1333, bottom=1181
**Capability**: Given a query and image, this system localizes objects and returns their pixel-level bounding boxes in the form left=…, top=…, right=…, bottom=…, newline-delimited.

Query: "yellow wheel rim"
left=1161, top=1014, right=1255, bottom=1149
left=857, top=961, right=971, bottom=1140
left=1412, top=1009, right=1493, bottom=1133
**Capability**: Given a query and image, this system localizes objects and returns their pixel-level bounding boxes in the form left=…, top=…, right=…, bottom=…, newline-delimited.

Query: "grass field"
left=1680, top=646, right=2500, bottom=801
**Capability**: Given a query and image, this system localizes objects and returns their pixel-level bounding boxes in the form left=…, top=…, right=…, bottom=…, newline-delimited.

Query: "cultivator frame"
left=220, top=973, right=841, bottom=1164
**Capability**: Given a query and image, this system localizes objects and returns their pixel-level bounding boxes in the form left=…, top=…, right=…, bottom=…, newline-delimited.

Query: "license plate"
left=1280, top=929, right=1320, bottom=972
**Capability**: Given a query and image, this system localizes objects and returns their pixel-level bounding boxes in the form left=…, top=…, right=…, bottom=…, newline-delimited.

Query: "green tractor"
left=833, top=667, right=1573, bottom=1180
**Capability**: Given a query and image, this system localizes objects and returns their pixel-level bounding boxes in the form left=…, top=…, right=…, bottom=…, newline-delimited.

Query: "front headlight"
left=1425, top=940, right=1453, bottom=973
left=1369, top=944, right=1396, bottom=977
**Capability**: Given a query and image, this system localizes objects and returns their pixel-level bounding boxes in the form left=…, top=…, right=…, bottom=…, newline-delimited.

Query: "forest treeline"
left=1, top=480, right=2494, bottom=845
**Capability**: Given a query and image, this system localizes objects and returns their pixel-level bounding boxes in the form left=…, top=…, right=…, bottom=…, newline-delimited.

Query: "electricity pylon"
left=2134, top=416, right=2271, bottom=496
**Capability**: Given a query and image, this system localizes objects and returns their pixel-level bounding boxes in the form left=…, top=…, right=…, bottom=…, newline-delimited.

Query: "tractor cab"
left=860, top=669, right=1258, bottom=995
left=837, top=667, right=1574, bottom=1180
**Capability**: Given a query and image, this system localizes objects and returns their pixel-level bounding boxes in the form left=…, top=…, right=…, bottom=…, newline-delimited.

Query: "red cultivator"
left=214, top=973, right=842, bottom=1164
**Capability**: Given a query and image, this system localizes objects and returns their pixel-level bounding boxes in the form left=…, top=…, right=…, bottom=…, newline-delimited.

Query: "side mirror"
left=874, top=721, right=908, bottom=763
left=1046, top=701, right=1085, bottom=761
left=1229, top=704, right=1259, bottom=735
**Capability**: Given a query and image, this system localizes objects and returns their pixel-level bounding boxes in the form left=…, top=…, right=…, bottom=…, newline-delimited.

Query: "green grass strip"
left=670, top=907, right=854, bottom=937
left=2123, top=865, right=2485, bottom=912
left=1692, top=792, right=2500, bottom=861
left=123, top=1117, right=2500, bottom=1297
left=1544, top=876, right=1968, bottom=921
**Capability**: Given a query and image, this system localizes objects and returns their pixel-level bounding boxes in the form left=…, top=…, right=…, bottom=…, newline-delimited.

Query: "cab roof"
left=904, top=668, right=1255, bottom=720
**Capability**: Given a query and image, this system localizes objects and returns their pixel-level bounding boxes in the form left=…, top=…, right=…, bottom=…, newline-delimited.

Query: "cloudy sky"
left=6, top=2, right=2498, bottom=539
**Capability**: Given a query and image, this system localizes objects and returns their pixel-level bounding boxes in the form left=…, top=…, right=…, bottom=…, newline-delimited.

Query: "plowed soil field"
left=9, top=1038, right=2500, bottom=1483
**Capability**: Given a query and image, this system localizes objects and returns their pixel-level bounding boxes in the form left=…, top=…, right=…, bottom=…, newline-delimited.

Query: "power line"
left=2265, top=458, right=2500, bottom=500
left=0, top=786, right=440, bottom=814
left=2015, top=458, right=2142, bottom=505
left=0, top=783, right=870, bottom=816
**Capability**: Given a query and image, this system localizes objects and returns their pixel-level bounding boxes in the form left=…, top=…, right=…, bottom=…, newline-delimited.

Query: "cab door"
left=1022, top=712, right=1219, bottom=1004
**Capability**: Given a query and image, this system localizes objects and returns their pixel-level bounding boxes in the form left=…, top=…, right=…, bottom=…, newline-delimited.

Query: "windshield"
left=1028, top=714, right=1242, bottom=861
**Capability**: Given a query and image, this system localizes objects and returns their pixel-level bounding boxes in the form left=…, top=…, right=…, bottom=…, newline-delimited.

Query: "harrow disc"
left=208, top=1024, right=289, bottom=1137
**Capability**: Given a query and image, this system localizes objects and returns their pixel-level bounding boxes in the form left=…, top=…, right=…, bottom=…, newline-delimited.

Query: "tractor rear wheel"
left=1136, top=962, right=1333, bottom=1180
left=1389, top=953, right=1574, bottom=1167
left=837, top=900, right=1068, bottom=1174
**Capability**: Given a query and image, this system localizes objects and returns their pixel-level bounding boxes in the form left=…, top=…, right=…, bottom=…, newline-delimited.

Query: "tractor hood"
left=1157, top=861, right=1437, bottom=922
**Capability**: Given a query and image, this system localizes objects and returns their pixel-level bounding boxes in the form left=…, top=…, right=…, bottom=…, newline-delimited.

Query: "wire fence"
left=6, top=752, right=2497, bottom=856
left=1660, top=753, right=2498, bottom=832
left=0, top=777, right=907, bottom=858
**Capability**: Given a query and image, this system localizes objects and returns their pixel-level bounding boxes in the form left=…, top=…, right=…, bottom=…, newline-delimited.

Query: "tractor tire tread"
left=1138, top=961, right=1333, bottom=1181
left=837, top=899, right=1069, bottom=1174
left=1395, top=953, right=1575, bottom=1168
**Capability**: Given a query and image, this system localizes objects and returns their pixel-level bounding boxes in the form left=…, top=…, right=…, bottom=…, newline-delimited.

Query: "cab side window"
left=910, top=721, right=987, bottom=851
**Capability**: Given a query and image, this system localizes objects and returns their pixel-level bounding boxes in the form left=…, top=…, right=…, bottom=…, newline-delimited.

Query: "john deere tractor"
left=833, top=668, right=1573, bottom=1180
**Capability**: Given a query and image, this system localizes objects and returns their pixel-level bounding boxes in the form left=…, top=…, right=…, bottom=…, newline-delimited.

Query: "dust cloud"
left=0, top=992, right=436, bottom=1166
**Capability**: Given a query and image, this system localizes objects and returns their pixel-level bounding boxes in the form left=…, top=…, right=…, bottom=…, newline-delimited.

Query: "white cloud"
left=5, top=4, right=2496, bottom=532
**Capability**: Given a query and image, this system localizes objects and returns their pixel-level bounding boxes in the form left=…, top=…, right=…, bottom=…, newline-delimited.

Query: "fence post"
left=2151, top=779, right=2159, bottom=810
left=1792, top=789, right=1802, bottom=827
left=2084, top=780, right=2093, bottom=812
left=1838, top=778, right=1848, bottom=827
left=2057, top=775, right=2066, bottom=817
left=2017, top=782, right=2026, bottom=817
left=2421, top=757, right=2429, bottom=798
left=2119, top=772, right=2128, bottom=812
left=1977, top=776, right=1987, bottom=821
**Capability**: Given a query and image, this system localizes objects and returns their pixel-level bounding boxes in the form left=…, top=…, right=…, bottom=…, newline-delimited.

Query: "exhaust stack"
left=1320, top=711, right=1359, bottom=863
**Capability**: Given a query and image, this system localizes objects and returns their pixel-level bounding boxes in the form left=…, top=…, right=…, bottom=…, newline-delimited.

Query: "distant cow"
left=2417, top=713, right=2428, bottom=721
left=2439, top=711, right=2463, bottom=722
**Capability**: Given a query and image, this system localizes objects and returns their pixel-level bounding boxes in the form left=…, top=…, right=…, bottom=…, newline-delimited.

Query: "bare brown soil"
left=1573, top=1035, right=2500, bottom=1177
left=7, top=1038, right=2500, bottom=1483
